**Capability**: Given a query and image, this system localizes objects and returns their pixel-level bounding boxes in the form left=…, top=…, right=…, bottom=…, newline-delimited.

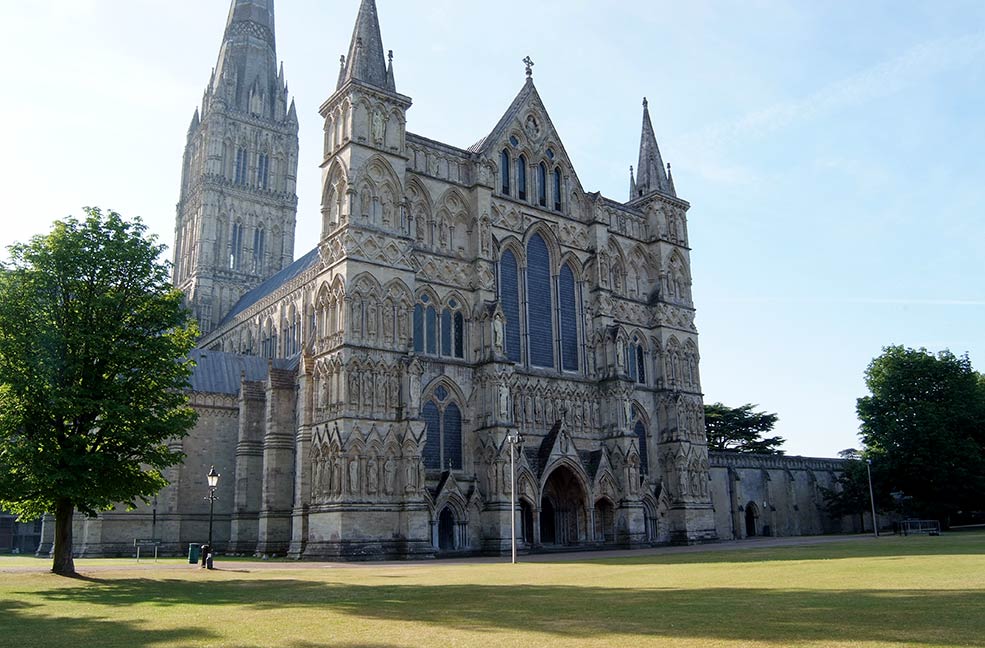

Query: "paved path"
left=0, top=533, right=882, bottom=574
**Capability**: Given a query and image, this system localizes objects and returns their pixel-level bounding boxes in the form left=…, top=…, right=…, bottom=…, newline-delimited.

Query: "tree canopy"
left=704, top=402, right=785, bottom=454
left=0, top=208, right=197, bottom=574
left=856, top=345, right=985, bottom=524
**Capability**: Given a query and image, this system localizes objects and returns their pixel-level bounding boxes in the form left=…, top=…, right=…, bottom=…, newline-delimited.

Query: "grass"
left=1, top=533, right=983, bottom=647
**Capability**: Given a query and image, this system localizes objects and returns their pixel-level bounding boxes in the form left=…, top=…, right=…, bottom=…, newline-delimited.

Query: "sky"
left=1, top=1, right=982, bottom=458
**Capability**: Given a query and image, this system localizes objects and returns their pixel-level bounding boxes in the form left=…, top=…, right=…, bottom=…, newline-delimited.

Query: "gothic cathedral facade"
left=44, top=0, right=851, bottom=560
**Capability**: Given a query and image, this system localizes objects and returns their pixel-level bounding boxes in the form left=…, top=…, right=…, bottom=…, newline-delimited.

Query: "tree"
left=0, top=208, right=197, bottom=575
left=857, top=346, right=985, bottom=525
left=704, top=402, right=785, bottom=454
left=820, top=449, right=875, bottom=530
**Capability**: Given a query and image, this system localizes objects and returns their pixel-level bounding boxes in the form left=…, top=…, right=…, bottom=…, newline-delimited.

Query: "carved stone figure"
left=372, top=109, right=386, bottom=145
left=383, top=457, right=396, bottom=495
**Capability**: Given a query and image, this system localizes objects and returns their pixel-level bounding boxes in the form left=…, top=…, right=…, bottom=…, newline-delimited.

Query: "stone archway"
left=540, top=465, right=588, bottom=546
left=745, top=501, right=760, bottom=538
left=520, top=499, right=534, bottom=545
left=438, top=507, right=456, bottom=551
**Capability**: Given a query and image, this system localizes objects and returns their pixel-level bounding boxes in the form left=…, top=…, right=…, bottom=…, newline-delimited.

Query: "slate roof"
left=219, top=246, right=320, bottom=327
left=187, top=348, right=296, bottom=395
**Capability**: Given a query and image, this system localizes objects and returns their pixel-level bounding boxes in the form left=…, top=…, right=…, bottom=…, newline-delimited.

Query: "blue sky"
left=1, top=1, right=982, bottom=457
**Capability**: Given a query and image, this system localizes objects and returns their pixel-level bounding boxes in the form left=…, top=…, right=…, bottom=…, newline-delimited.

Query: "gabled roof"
left=220, top=246, right=320, bottom=327
left=187, top=348, right=296, bottom=395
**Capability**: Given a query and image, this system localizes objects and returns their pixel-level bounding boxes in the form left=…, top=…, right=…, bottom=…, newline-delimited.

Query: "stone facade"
left=41, top=0, right=856, bottom=559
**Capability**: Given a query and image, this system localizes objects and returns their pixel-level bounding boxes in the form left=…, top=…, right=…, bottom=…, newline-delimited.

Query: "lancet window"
left=632, top=406, right=650, bottom=475
left=500, top=149, right=510, bottom=195
left=414, top=294, right=465, bottom=360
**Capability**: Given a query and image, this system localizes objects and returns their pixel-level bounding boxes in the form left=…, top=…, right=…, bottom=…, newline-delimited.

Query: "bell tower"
left=173, top=0, right=299, bottom=335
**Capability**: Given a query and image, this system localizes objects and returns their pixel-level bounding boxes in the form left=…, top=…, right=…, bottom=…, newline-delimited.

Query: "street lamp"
left=865, top=459, right=878, bottom=538
left=507, top=432, right=524, bottom=564
left=206, top=465, right=220, bottom=550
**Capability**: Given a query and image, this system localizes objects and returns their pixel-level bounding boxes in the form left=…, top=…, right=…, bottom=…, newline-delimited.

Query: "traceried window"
left=414, top=295, right=465, bottom=359
left=500, top=149, right=510, bottom=195
left=559, top=264, right=579, bottom=372
left=526, top=233, right=553, bottom=368
left=422, top=385, right=462, bottom=470
left=517, top=155, right=527, bottom=201
left=537, top=162, right=547, bottom=207
left=499, top=250, right=522, bottom=362
left=253, top=226, right=265, bottom=272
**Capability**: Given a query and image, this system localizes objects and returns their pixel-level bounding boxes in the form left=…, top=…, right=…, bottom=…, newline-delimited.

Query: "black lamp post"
left=206, top=465, right=220, bottom=549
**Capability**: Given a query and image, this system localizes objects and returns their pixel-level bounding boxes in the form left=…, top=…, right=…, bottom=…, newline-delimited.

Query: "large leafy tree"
left=857, top=346, right=985, bottom=524
left=0, top=208, right=197, bottom=575
left=820, top=449, right=876, bottom=530
left=705, top=402, right=785, bottom=454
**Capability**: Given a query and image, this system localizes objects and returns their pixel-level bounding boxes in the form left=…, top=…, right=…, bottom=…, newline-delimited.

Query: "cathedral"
left=43, top=0, right=856, bottom=559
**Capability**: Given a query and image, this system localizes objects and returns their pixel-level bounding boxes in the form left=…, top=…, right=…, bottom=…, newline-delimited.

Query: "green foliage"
left=705, top=402, right=785, bottom=454
left=857, top=345, right=985, bottom=522
left=820, top=451, right=873, bottom=522
left=0, top=208, right=197, bottom=528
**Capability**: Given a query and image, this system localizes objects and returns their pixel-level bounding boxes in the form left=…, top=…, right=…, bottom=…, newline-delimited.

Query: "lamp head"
left=207, top=465, right=220, bottom=488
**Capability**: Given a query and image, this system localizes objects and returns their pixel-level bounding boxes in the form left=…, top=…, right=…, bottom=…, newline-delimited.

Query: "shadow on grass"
left=0, top=599, right=217, bottom=648
left=15, top=578, right=985, bottom=646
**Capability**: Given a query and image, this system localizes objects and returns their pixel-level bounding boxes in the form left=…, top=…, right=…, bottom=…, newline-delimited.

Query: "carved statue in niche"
left=372, top=110, right=386, bottom=145
left=404, top=457, right=416, bottom=493
left=438, top=220, right=448, bottom=249
left=383, top=456, right=396, bottom=495
left=360, top=191, right=371, bottom=221
left=311, top=453, right=322, bottom=498
left=349, top=370, right=360, bottom=406
left=492, top=314, right=505, bottom=354
left=348, top=456, right=360, bottom=495
left=362, top=372, right=373, bottom=407
left=479, top=216, right=492, bottom=256
left=382, top=201, right=393, bottom=229
left=323, top=454, right=334, bottom=496
left=366, top=302, right=378, bottom=339
left=498, top=382, right=509, bottom=420
left=332, top=455, right=343, bottom=494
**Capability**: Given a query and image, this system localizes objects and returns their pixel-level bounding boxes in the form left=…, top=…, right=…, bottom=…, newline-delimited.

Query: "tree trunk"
left=52, top=498, right=76, bottom=576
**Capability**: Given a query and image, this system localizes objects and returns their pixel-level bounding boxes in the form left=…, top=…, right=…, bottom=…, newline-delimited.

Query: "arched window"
left=500, top=149, right=510, bottom=195
left=517, top=155, right=527, bottom=201
left=253, top=226, right=265, bottom=272
left=559, top=264, right=578, bottom=372
left=454, top=312, right=464, bottom=358
left=257, top=153, right=270, bottom=189
left=413, top=303, right=424, bottom=353
left=426, top=304, right=437, bottom=355
left=234, top=147, right=248, bottom=184
left=499, top=250, right=522, bottom=362
left=441, top=308, right=452, bottom=356
left=553, top=168, right=562, bottom=211
left=230, top=222, right=244, bottom=270
left=526, top=233, right=554, bottom=368
left=632, top=408, right=650, bottom=476
left=415, top=294, right=465, bottom=359
left=627, top=336, right=646, bottom=384
left=422, top=385, right=463, bottom=470
left=537, top=163, right=547, bottom=207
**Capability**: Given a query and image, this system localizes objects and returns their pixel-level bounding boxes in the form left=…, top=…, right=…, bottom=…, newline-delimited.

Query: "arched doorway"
left=438, top=507, right=456, bottom=551
left=540, top=465, right=588, bottom=546
left=594, top=498, right=615, bottom=544
left=520, top=499, right=534, bottom=545
left=745, top=502, right=759, bottom=538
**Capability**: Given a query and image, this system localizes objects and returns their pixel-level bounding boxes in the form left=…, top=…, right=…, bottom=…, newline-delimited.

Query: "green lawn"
left=1, top=533, right=983, bottom=647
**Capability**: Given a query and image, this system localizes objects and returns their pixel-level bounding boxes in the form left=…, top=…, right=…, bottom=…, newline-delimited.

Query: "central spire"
left=213, top=0, right=285, bottom=119
left=634, top=97, right=674, bottom=198
left=338, top=0, right=393, bottom=92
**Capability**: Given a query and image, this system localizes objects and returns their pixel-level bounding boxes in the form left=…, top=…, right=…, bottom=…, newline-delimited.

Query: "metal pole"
left=866, top=460, right=878, bottom=538
left=208, top=489, right=216, bottom=547
left=510, top=435, right=516, bottom=564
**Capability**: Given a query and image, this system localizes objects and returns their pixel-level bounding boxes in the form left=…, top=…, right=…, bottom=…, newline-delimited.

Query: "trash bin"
left=188, top=543, right=201, bottom=564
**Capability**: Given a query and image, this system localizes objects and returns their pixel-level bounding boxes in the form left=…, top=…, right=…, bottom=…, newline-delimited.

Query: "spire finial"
left=339, top=54, right=345, bottom=69
left=523, top=55, right=535, bottom=78
left=643, top=97, right=648, bottom=109
left=388, top=49, right=393, bottom=65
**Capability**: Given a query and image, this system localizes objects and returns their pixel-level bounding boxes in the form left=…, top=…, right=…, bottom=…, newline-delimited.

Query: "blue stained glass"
left=500, top=251, right=522, bottom=362
left=537, top=164, right=547, bottom=207
left=441, top=309, right=452, bottom=356
left=435, top=385, right=448, bottom=401
left=444, top=402, right=462, bottom=470
left=554, top=168, right=562, bottom=211
left=413, top=304, right=423, bottom=353
left=635, top=420, right=649, bottom=475
left=526, top=234, right=554, bottom=368
left=423, top=401, right=441, bottom=469
left=426, top=306, right=437, bottom=355
left=559, top=265, right=578, bottom=371
left=628, top=345, right=638, bottom=381
left=454, top=312, right=464, bottom=358
left=636, top=345, right=646, bottom=384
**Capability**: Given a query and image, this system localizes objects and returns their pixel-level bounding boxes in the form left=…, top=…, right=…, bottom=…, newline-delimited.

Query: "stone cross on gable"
left=523, top=56, right=534, bottom=77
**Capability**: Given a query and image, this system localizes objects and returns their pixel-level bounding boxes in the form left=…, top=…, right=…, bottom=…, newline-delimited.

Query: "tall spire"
left=635, top=97, right=674, bottom=198
left=213, top=0, right=283, bottom=118
left=338, top=0, right=392, bottom=91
